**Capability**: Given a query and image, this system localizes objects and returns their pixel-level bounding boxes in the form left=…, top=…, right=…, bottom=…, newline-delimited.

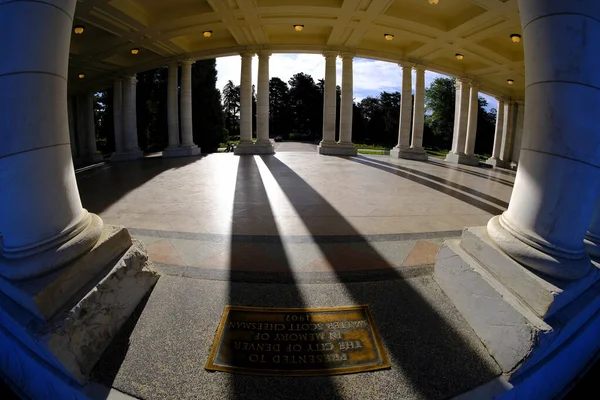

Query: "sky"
left=215, top=54, right=497, bottom=109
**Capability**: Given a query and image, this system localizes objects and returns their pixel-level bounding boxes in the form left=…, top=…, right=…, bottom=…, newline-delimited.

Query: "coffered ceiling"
left=70, top=0, right=524, bottom=99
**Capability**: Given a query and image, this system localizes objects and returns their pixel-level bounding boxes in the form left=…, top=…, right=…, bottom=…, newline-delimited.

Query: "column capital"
left=469, top=80, right=480, bottom=89
left=457, top=77, right=472, bottom=85
left=180, top=59, right=195, bottom=66
left=398, top=61, right=415, bottom=69
left=124, top=74, right=137, bottom=84
left=167, top=61, right=179, bottom=68
left=240, top=51, right=255, bottom=59
left=323, top=50, right=338, bottom=59
left=257, top=50, right=272, bottom=58
left=340, top=52, right=355, bottom=60
left=412, top=64, right=425, bottom=72
left=495, top=96, right=507, bottom=103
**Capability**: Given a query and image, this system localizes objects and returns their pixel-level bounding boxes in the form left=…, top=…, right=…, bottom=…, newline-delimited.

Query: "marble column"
left=67, top=95, right=79, bottom=160
left=111, top=79, right=124, bottom=157
left=462, top=82, right=480, bottom=164
left=0, top=0, right=103, bottom=280
left=390, top=63, right=414, bottom=159
left=487, top=0, right=600, bottom=280
left=511, top=100, right=525, bottom=166
left=76, top=95, right=87, bottom=158
left=445, top=78, right=476, bottom=165
left=254, top=51, right=275, bottom=154
left=177, top=60, right=200, bottom=156
left=162, top=62, right=181, bottom=157
left=235, top=52, right=255, bottom=154
left=84, top=92, right=103, bottom=163
left=499, top=101, right=515, bottom=166
left=112, top=75, right=142, bottom=161
left=407, top=65, right=427, bottom=160
left=317, top=51, right=339, bottom=155
left=486, top=97, right=505, bottom=166
left=337, top=52, right=357, bottom=156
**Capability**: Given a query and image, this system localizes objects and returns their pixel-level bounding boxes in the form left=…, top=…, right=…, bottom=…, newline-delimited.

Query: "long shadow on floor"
left=349, top=157, right=505, bottom=215
left=226, top=156, right=342, bottom=399
left=426, top=159, right=515, bottom=187
left=261, top=155, right=501, bottom=399
left=78, top=156, right=203, bottom=215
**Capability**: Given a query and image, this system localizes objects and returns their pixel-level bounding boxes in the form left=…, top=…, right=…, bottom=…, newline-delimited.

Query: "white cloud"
left=216, top=54, right=496, bottom=109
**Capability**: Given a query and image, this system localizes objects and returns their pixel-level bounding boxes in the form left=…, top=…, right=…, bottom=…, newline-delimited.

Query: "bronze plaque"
left=205, top=305, right=390, bottom=376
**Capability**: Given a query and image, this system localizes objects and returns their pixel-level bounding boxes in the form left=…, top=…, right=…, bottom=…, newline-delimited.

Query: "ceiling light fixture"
left=507, top=79, right=515, bottom=85
left=455, top=53, right=464, bottom=60
left=73, top=25, right=85, bottom=35
left=131, top=48, right=139, bottom=55
left=78, top=73, right=85, bottom=79
left=510, top=34, right=522, bottom=43
left=294, top=25, right=304, bottom=32
left=428, top=0, right=439, bottom=4
left=384, top=33, right=394, bottom=41
left=203, top=30, right=212, bottom=38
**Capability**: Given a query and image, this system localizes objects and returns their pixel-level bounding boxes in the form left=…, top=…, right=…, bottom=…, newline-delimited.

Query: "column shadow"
left=260, top=155, right=501, bottom=399
left=426, top=159, right=515, bottom=187
left=226, top=156, right=342, bottom=399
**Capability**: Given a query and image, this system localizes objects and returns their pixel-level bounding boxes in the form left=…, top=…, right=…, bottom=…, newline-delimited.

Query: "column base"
left=487, top=215, right=592, bottom=280
left=445, top=152, right=480, bottom=166
left=162, top=145, right=201, bottom=158
left=335, top=142, right=358, bottom=156
left=0, top=226, right=158, bottom=394
left=85, top=153, right=104, bottom=164
left=317, top=141, right=353, bottom=156
left=389, top=146, right=428, bottom=161
left=434, top=226, right=600, bottom=399
left=234, top=141, right=274, bottom=155
left=486, top=157, right=511, bottom=168
left=110, top=149, right=143, bottom=162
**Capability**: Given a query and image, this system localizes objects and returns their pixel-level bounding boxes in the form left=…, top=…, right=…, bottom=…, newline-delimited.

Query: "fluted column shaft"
left=180, top=60, right=194, bottom=146
left=411, top=66, right=425, bottom=149
left=85, top=92, right=98, bottom=156
left=464, top=83, right=479, bottom=156
left=113, top=79, right=124, bottom=153
left=67, top=95, right=78, bottom=157
left=450, top=79, right=470, bottom=154
left=123, top=75, right=140, bottom=151
left=167, top=63, right=180, bottom=148
left=239, top=52, right=253, bottom=144
left=339, top=53, right=354, bottom=145
left=257, top=52, right=270, bottom=144
left=490, top=98, right=505, bottom=159
left=395, top=65, right=413, bottom=149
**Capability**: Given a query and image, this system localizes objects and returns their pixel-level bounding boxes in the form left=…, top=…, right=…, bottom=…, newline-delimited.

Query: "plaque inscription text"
left=205, top=305, right=390, bottom=376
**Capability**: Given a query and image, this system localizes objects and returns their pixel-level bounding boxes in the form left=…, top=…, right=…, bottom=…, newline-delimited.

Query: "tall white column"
left=237, top=52, right=254, bottom=150
left=167, top=62, right=180, bottom=149
left=408, top=66, right=427, bottom=160
left=0, top=0, right=103, bottom=280
left=116, top=74, right=143, bottom=161
left=488, top=0, right=600, bottom=280
left=67, top=95, right=78, bottom=158
left=318, top=51, right=338, bottom=155
left=76, top=95, right=87, bottom=157
left=394, top=64, right=413, bottom=150
left=486, top=97, right=506, bottom=166
left=180, top=60, right=195, bottom=147
left=499, top=101, right=515, bottom=164
left=112, top=79, right=124, bottom=154
left=464, top=82, right=479, bottom=156
left=84, top=92, right=102, bottom=162
left=445, top=78, right=477, bottom=165
left=336, top=52, right=357, bottom=156
left=256, top=51, right=270, bottom=145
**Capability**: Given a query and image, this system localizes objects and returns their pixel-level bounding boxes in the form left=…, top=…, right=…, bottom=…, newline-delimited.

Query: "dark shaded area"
left=260, top=155, right=500, bottom=399
left=427, top=160, right=514, bottom=187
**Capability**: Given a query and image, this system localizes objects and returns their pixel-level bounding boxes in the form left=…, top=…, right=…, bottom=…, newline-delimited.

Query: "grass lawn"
left=357, top=149, right=387, bottom=155
left=353, top=143, right=388, bottom=150
left=425, top=148, right=449, bottom=157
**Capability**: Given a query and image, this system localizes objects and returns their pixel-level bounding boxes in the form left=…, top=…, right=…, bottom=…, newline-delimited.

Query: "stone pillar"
left=76, top=95, right=87, bottom=158
left=336, top=52, right=357, bottom=156
left=112, top=75, right=142, bottom=161
left=317, top=51, right=339, bottom=155
left=406, top=65, right=427, bottom=160
left=487, top=1, right=600, bottom=280
left=511, top=100, right=525, bottom=166
left=486, top=97, right=505, bottom=166
left=112, top=79, right=124, bottom=156
left=461, top=82, right=480, bottom=165
left=176, top=60, right=200, bottom=156
left=235, top=52, right=255, bottom=154
left=433, top=3, right=600, bottom=393
left=0, top=1, right=157, bottom=395
left=445, top=78, right=476, bottom=165
left=499, top=101, right=515, bottom=166
left=390, top=63, right=414, bottom=159
left=84, top=92, right=103, bottom=163
left=162, top=62, right=181, bottom=157
left=254, top=51, right=274, bottom=154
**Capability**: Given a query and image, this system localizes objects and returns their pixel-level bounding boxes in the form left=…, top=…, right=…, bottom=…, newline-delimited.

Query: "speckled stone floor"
left=76, top=144, right=514, bottom=399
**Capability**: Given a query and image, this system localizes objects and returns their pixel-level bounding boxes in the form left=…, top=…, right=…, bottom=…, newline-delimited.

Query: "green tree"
left=191, top=59, right=225, bottom=152
left=288, top=73, right=322, bottom=137
left=269, top=77, right=291, bottom=138
left=425, top=77, right=456, bottom=149
left=222, top=80, right=240, bottom=137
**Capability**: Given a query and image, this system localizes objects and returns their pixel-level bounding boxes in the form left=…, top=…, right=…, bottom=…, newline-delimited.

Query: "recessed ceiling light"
left=203, top=30, right=212, bottom=38
left=78, top=73, right=85, bottom=79
left=73, top=26, right=85, bottom=35
left=384, top=33, right=394, bottom=41
left=507, top=79, right=515, bottom=85
left=131, top=48, right=139, bottom=55
left=455, top=53, right=464, bottom=60
left=428, top=0, right=439, bottom=4
left=510, top=34, right=522, bottom=43
left=294, top=25, right=304, bottom=32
